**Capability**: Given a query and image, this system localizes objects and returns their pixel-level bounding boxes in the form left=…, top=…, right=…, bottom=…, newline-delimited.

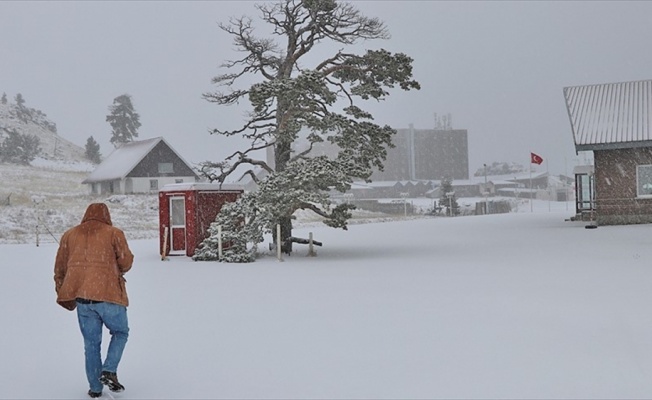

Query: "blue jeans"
left=76, top=301, right=129, bottom=393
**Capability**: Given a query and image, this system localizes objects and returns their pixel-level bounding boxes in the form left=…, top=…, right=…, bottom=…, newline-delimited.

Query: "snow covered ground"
left=3, top=199, right=652, bottom=399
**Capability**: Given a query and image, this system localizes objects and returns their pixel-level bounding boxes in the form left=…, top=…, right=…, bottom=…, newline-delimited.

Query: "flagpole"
left=529, top=152, right=544, bottom=212
left=547, top=158, right=551, bottom=212
left=530, top=152, right=533, bottom=213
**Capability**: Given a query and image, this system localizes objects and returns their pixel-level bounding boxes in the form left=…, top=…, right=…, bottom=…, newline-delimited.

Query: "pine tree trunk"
left=279, top=215, right=293, bottom=254
left=274, top=63, right=296, bottom=254
left=274, top=139, right=293, bottom=254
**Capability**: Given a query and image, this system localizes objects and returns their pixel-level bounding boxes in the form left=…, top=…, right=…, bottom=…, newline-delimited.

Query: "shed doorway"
left=169, top=197, right=186, bottom=255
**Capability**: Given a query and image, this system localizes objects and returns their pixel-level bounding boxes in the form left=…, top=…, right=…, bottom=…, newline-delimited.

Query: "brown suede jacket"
left=54, top=203, right=134, bottom=310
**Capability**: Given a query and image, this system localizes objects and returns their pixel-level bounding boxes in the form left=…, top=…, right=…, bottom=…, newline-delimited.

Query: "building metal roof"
left=159, top=182, right=243, bottom=192
left=563, top=79, right=652, bottom=151
left=82, top=137, right=198, bottom=183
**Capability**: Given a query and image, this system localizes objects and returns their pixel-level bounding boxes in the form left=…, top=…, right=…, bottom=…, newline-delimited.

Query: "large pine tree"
left=106, top=94, right=140, bottom=147
left=194, top=0, right=420, bottom=261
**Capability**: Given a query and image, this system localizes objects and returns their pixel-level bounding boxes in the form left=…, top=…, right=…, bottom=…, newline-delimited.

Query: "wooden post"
left=276, top=224, right=283, bottom=262
left=308, top=232, right=316, bottom=257
left=35, top=223, right=40, bottom=247
left=161, top=226, right=169, bottom=260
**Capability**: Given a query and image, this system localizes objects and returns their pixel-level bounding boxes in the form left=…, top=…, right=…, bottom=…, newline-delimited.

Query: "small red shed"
left=159, top=182, right=244, bottom=257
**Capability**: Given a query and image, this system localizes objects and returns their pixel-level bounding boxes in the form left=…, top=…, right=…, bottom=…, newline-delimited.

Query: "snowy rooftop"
left=351, top=172, right=547, bottom=189
left=159, top=182, right=244, bottom=192
left=564, top=79, right=652, bottom=151
left=82, top=137, right=197, bottom=183
left=573, top=165, right=594, bottom=175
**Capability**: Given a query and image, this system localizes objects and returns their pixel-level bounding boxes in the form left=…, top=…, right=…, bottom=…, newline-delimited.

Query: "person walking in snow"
left=54, top=203, right=134, bottom=398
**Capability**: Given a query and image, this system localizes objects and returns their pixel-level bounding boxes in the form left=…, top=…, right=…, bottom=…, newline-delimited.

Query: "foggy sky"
left=2, top=1, right=652, bottom=177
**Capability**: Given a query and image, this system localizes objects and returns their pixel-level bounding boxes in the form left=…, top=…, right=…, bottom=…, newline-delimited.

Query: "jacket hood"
left=81, top=203, right=113, bottom=226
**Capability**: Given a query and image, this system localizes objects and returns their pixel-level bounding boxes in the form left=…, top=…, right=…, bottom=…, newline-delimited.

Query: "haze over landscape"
left=5, top=2, right=652, bottom=398
left=2, top=1, right=650, bottom=175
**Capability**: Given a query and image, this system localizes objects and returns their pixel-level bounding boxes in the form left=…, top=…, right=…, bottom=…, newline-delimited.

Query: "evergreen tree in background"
left=14, top=93, right=25, bottom=108
left=106, top=94, right=140, bottom=147
left=439, top=177, right=460, bottom=216
left=195, top=0, right=420, bottom=261
left=85, top=136, right=102, bottom=164
left=1, top=93, right=6, bottom=104
left=0, top=129, right=41, bottom=165
left=13, top=93, right=29, bottom=122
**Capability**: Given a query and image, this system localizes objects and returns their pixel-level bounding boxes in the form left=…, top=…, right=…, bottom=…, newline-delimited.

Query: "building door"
left=169, top=197, right=186, bottom=255
left=575, top=173, right=595, bottom=214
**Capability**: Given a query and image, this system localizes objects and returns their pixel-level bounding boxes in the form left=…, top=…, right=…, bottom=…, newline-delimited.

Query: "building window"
left=158, top=163, right=174, bottom=174
left=637, top=165, right=652, bottom=197
left=175, top=179, right=183, bottom=184
left=150, top=179, right=158, bottom=191
left=170, top=197, right=185, bottom=226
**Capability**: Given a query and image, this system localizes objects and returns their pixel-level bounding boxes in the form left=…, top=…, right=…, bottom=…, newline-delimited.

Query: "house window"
left=158, top=163, right=174, bottom=174
left=150, top=179, right=159, bottom=191
left=637, top=165, right=652, bottom=197
left=175, top=179, right=183, bottom=184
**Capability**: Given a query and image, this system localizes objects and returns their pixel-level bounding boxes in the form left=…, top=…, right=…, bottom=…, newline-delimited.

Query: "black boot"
left=100, top=371, right=125, bottom=392
left=87, top=389, right=102, bottom=398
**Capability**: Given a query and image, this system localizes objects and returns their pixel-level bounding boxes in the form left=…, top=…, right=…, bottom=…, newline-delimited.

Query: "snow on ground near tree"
left=3, top=200, right=652, bottom=399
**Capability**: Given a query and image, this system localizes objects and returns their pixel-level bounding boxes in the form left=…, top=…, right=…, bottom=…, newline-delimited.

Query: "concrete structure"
left=372, top=124, right=469, bottom=181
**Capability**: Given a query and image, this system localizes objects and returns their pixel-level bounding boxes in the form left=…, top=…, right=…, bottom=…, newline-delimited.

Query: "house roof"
left=349, top=173, right=547, bottom=190
left=82, top=137, right=196, bottom=183
left=159, top=182, right=244, bottom=192
left=564, top=79, right=652, bottom=151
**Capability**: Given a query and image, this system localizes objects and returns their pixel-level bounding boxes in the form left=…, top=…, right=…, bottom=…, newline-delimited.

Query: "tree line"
left=0, top=93, right=44, bottom=164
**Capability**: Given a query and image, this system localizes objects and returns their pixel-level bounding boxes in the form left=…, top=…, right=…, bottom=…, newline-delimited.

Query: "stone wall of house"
left=594, top=147, right=652, bottom=225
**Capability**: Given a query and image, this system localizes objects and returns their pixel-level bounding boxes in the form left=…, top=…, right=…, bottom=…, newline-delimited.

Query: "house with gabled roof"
left=82, top=137, right=201, bottom=195
left=564, top=79, right=652, bottom=225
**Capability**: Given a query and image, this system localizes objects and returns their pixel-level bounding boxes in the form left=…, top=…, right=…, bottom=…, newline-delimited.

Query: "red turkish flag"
left=530, top=152, right=543, bottom=165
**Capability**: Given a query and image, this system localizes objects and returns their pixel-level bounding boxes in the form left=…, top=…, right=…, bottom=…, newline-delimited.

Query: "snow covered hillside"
left=0, top=162, right=159, bottom=245
left=0, top=99, right=87, bottom=162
